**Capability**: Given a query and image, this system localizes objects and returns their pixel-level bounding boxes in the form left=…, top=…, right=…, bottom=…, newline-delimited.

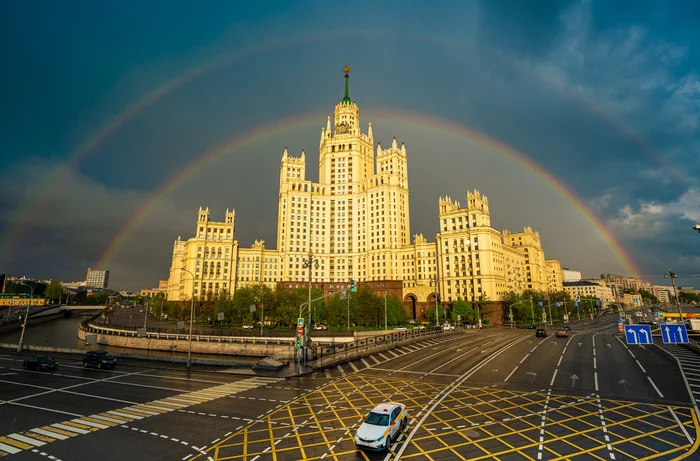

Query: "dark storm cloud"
left=1, top=0, right=699, bottom=289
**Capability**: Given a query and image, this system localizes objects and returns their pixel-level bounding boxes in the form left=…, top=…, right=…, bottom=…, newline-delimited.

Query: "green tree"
left=451, top=298, right=475, bottom=325
left=679, top=292, right=700, bottom=303
left=638, top=289, right=659, bottom=305
left=46, top=280, right=63, bottom=302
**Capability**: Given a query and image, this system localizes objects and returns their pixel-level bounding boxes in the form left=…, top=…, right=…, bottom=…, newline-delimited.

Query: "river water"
left=0, top=314, right=261, bottom=364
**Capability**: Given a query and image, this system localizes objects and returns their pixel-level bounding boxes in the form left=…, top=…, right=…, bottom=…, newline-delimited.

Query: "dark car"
left=526, top=324, right=537, bottom=330
left=82, top=351, right=117, bottom=369
left=536, top=328, right=548, bottom=337
left=23, top=356, right=58, bottom=371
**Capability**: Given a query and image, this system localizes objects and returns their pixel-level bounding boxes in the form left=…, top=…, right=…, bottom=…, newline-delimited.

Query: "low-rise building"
left=563, top=281, right=614, bottom=303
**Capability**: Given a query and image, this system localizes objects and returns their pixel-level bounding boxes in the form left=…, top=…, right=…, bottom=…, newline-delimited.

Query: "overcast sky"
left=1, top=0, right=698, bottom=291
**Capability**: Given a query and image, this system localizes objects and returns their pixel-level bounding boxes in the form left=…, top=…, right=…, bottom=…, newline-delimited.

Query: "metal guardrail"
left=312, top=328, right=448, bottom=369
left=90, top=321, right=355, bottom=338
left=80, top=321, right=443, bottom=350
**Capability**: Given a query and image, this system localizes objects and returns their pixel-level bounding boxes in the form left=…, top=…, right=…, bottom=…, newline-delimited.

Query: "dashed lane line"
left=394, top=336, right=526, bottom=460
left=0, top=376, right=284, bottom=457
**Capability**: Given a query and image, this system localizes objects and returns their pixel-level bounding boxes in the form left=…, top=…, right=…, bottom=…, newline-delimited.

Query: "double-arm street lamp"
left=16, top=281, right=35, bottom=352
left=302, top=252, right=319, bottom=366
left=179, top=268, right=196, bottom=370
left=429, top=276, right=440, bottom=327
left=665, top=270, right=684, bottom=322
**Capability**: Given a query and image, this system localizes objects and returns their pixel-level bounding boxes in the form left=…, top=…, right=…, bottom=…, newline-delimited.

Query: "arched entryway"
left=404, top=294, right=417, bottom=320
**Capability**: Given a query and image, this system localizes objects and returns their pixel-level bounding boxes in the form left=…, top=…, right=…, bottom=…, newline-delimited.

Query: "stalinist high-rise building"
left=166, top=67, right=562, bottom=319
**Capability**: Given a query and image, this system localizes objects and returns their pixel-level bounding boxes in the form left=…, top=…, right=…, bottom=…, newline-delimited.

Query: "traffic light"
left=350, top=279, right=356, bottom=293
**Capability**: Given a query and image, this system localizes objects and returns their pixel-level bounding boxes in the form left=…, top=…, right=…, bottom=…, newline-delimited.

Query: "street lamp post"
left=143, top=296, right=149, bottom=329
left=384, top=286, right=388, bottom=331
left=665, top=270, right=684, bottom=322
left=16, top=282, right=35, bottom=352
left=179, top=268, right=196, bottom=370
left=302, top=252, right=319, bottom=366
left=529, top=296, right=534, bottom=325
left=472, top=295, right=482, bottom=330
left=547, top=296, right=553, bottom=327
left=430, top=276, right=439, bottom=327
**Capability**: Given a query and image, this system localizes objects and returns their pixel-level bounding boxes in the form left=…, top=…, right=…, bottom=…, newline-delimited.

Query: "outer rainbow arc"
left=2, top=30, right=681, bottom=264
left=96, top=109, right=641, bottom=279
left=0, top=29, right=360, bottom=256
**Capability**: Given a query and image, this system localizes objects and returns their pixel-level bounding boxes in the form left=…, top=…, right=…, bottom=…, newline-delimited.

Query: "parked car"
left=555, top=329, right=568, bottom=338
left=394, top=326, right=407, bottom=331
left=23, top=356, right=58, bottom=372
left=82, top=351, right=117, bottom=369
left=441, top=324, right=455, bottom=331
left=536, top=328, right=548, bottom=337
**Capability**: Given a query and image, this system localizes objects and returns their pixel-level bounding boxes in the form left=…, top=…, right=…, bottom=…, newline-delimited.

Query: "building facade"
left=165, top=68, right=563, bottom=316
left=562, top=281, right=614, bottom=303
left=86, top=268, right=110, bottom=288
left=561, top=268, right=582, bottom=283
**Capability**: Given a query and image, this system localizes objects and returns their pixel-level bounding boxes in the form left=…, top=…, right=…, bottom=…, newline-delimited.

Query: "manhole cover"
left=462, top=429, right=480, bottom=438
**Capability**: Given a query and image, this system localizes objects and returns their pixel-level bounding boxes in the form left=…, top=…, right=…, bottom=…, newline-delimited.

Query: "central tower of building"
left=276, top=66, right=410, bottom=284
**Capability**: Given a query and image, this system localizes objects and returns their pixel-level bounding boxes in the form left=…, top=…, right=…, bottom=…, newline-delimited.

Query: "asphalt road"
left=0, top=314, right=698, bottom=460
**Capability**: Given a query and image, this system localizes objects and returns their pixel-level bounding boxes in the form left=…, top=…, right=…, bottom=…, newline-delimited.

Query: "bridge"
left=60, top=305, right=105, bottom=311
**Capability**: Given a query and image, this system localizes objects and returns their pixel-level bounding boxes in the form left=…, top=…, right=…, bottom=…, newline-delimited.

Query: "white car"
left=441, top=324, right=455, bottom=331
left=355, top=402, right=408, bottom=451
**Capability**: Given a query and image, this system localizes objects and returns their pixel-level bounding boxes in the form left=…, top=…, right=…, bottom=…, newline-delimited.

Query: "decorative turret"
left=225, top=208, right=235, bottom=224
left=467, top=189, right=490, bottom=214
left=198, top=206, right=210, bottom=224
left=368, top=122, right=373, bottom=138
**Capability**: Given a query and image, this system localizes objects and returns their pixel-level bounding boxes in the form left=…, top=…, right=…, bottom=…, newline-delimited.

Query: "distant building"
left=600, top=273, right=651, bottom=293
left=563, top=281, right=614, bottom=303
left=652, top=285, right=673, bottom=304
left=141, top=280, right=168, bottom=297
left=561, top=268, right=582, bottom=283
left=85, top=268, right=109, bottom=288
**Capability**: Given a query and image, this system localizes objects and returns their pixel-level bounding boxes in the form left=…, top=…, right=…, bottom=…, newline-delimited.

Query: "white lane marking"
left=594, top=372, right=599, bottom=392
left=7, top=433, right=46, bottom=446
left=648, top=377, right=664, bottom=398
left=72, top=419, right=108, bottom=429
left=504, top=366, right=518, bottom=382
left=668, top=406, right=694, bottom=445
left=557, top=356, right=563, bottom=367
left=30, top=428, right=69, bottom=441
left=635, top=360, right=646, bottom=374
left=0, top=442, right=21, bottom=454
left=550, top=369, right=558, bottom=387
left=6, top=401, right=84, bottom=418
left=51, top=423, right=89, bottom=435
left=394, top=336, right=526, bottom=460
left=324, top=369, right=331, bottom=379
left=520, top=354, right=530, bottom=364
left=336, top=365, right=346, bottom=377
left=360, top=358, right=371, bottom=368
left=347, top=361, right=359, bottom=372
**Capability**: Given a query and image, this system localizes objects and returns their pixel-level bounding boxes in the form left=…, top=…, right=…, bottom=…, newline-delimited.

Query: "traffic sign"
left=625, top=325, right=653, bottom=345
left=542, top=313, right=547, bottom=322
left=297, top=318, right=304, bottom=327
left=659, top=313, right=665, bottom=319
left=633, top=298, right=639, bottom=303
left=661, top=324, right=689, bottom=344
left=538, top=302, right=543, bottom=307
left=574, top=302, right=579, bottom=307
left=617, top=319, right=623, bottom=324
left=555, top=302, right=561, bottom=307
left=596, top=301, right=600, bottom=305
left=297, top=327, right=303, bottom=335
left=626, top=315, right=631, bottom=320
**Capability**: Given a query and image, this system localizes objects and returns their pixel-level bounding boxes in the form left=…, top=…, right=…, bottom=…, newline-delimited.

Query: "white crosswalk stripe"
left=658, top=343, right=700, bottom=403
left=0, top=376, right=285, bottom=457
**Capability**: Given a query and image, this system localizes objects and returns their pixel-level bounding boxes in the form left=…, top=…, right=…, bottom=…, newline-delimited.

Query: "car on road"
left=535, top=328, right=548, bottom=337
left=355, top=402, right=408, bottom=451
left=526, top=324, right=537, bottom=329
left=441, top=324, right=455, bottom=331
left=82, top=351, right=117, bottom=369
left=413, top=325, right=426, bottom=330
left=394, top=326, right=407, bottom=330
left=23, top=356, right=58, bottom=371
left=556, top=329, right=568, bottom=337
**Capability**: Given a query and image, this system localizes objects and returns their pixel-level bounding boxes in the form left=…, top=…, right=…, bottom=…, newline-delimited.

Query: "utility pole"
left=302, top=252, right=319, bottom=367
left=665, top=270, right=684, bottom=322
left=384, top=285, right=388, bottom=331
left=16, top=281, right=35, bottom=352
left=430, top=275, right=440, bottom=327
left=347, top=284, right=350, bottom=330
left=143, top=297, right=149, bottom=329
